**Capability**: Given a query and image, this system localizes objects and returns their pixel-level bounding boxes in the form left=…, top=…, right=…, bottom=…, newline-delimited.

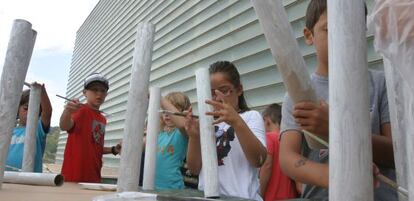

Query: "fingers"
left=214, top=90, right=227, bottom=104
left=205, top=99, right=224, bottom=109
left=294, top=101, right=318, bottom=110
left=293, top=109, right=313, bottom=118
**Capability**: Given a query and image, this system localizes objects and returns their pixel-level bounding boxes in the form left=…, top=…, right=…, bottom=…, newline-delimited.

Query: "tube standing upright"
left=142, top=87, right=161, bottom=190
left=195, top=68, right=219, bottom=198
left=117, top=22, right=155, bottom=192
left=328, top=1, right=373, bottom=200
left=22, top=84, right=42, bottom=172
left=0, top=19, right=36, bottom=189
left=251, top=0, right=324, bottom=149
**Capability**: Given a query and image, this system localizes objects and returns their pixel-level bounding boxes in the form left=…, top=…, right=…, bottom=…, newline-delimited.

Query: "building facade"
left=56, top=0, right=382, bottom=167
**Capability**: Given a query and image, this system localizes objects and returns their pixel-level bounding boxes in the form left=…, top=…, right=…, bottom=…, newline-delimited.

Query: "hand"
left=373, top=163, right=380, bottom=188
left=64, top=98, right=81, bottom=114
left=205, top=90, right=241, bottom=125
left=293, top=100, right=329, bottom=136
left=184, top=106, right=200, bottom=139
left=115, top=140, right=122, bottom=155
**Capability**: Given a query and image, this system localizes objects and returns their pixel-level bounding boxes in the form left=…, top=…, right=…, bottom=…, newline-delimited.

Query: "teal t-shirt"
left=6, top=120, right=48, bottom=172
left=155, top=128, right=188, bottom=190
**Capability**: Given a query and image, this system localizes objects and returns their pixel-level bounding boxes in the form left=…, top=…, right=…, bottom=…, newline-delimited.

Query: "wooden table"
left=0, top=182, right=112, bottom=201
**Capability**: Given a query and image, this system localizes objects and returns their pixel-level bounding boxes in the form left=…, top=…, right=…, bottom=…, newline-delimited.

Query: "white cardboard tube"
left=195, top=68, right=219, bottom=198
left=0, top=19, right=36, bottom=189
left=251, top=0, right=325, bottom=149
left=22, top=84, right=41, bottom=172
left=328, top=1, right=373, bottom=200
left=117, top=22, right=155, bottom=192
left=4, top=171, right=64, bottom=186
left=142, top=87, right=161, bottom=190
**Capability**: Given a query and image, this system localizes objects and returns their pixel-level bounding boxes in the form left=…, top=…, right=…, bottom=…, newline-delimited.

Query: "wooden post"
left=117, top=22, right=155, bottom=192
left=195, top=68, right=219, bottom=198
left=142, top=87, right=161, bottom=190
left=22, top=84, right=41, bottom=172
left=251, top=0, right=325, bottom=149
left=0, top=19, right=36, bottom=189
left=328, top=1, right=373, bottom=200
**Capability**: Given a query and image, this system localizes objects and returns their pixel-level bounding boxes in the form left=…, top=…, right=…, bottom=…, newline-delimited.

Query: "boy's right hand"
left=184, top=107, right=200, bottom=139
left=64, top=98, right=81, bottom=114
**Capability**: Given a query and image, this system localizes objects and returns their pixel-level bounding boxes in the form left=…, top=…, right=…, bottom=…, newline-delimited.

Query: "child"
left=260, top=103, right=297, bottom=201
left=279, top=1, right=396, bottom=200
left=185, top=61, right=267, bottom=200
left=6, top=83, right=52, bottom=172
left=156, top=92, right=191, bottom=190
left=60, top=73, right=120, bottom=183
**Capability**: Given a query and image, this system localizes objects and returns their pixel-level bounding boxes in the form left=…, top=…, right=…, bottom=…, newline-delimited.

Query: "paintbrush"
left=302, top=130, right=408, bottom=198
left=56, top=94, right=112, bottom=118
left=159, top=109, right=199, bottom=119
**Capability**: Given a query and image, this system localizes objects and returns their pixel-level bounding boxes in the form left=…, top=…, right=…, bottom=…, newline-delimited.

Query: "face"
left=210, top=72, right=242, bottom=111
left=83, top=82, right=108, bottom=109
left=304, top=11, right=328, bottom=69
left=18, top=103, right=29, bottom=125
left=162, top=113, right=175, bottom=127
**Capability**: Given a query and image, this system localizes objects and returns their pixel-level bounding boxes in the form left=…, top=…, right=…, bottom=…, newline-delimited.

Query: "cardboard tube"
left=4, top=171, right=64, bottom=186
left=0, top=19, right=36, bottom=189
left=142, top=87, right=161, bottom=190
left=117, top=22, right=155, bottom=192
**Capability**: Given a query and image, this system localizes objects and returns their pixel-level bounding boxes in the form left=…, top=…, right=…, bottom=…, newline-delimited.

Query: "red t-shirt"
left=61, top=105, right=106, bottom=183
left=265, top=131, right=298, bottom=201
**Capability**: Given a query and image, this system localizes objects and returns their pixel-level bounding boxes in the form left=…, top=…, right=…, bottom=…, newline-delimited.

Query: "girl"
left=6, top=83, right=52, bottom=172
left=185, top=61, right=267, bottom=200
left=156, top=92, right=191, bottom=190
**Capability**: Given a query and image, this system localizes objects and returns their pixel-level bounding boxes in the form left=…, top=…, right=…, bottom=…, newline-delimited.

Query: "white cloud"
left=0, top=0, right=99, bottom=73
left=0, top=0, right=99, bottom=126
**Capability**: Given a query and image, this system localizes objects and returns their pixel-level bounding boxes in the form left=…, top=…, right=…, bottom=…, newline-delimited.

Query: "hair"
left=165, top=92, right=191, bottom=112
left=262, top=103, right=282, bottom=125
left=305, top=0, right=367, bottom=31
left=17, top=89, right=42, bottom=120
left=161, top=92, right=191, bottom=128
left=209, top=61, right=250, bottom=113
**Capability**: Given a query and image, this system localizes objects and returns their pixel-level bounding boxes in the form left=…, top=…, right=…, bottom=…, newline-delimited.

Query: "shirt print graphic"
left=215, top=126, right=235, bottom=166
left=92, top=120, right=105, bottom=145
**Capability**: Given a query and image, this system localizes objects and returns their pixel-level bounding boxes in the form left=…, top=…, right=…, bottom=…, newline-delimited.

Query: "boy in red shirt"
left=260, top=104, right=298, bottom=201
left=60, top=73, right=120, bottom=182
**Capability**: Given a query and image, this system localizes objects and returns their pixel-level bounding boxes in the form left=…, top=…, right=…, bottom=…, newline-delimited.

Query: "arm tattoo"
left=294, top=158, right=308, bottom=168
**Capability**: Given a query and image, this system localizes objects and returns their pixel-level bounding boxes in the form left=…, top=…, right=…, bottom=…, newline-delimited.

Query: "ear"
left=304, top=27, right=314, bottom=45
left=236, top=84, right=243, bottom=97
left=83, top=89, right=87, bottom=96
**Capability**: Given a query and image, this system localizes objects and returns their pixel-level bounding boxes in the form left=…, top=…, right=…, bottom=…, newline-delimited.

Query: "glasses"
left=211, top=87, right=233, bottom=99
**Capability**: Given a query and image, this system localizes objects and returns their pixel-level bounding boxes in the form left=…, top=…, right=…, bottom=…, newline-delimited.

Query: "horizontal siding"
left=57, top=0, right=381, bottom=167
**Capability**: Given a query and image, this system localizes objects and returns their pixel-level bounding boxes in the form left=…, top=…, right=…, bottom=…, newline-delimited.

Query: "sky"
left=0, top=0, right=99, bottom=127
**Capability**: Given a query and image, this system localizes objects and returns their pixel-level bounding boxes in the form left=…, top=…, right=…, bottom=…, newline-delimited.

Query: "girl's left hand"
left=206, top=90, right=241, bottom=125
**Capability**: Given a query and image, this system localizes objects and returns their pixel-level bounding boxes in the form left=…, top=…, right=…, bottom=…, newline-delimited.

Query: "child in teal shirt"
left=156, top=92, right=191, bottom=190
left=6, top=83, right=52, bottom=172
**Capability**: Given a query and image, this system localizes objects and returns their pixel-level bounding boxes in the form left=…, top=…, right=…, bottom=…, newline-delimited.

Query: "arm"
left=161, top=97, right=187, bottom=135
left=184, top=107, right=202, bottom=175
left=39, top=84, right=52, bottom=131
left=59, top=99, right=81, bottom=131
left=372, top=123, right=394, bottom=168
left=232, top=117, right=267, bottom=167
left=260, top=153, right=273, bottom=196
left=279, top=131, right=329, bottom=188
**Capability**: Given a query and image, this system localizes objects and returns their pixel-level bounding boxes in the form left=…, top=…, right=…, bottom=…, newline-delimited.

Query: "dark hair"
left=262, top=103, right=282, bottom=125
left=305, top=0, right=367, bottom=31
left=17, top=89, right=42, bottom=117
left=209, top=61, right=250, bottom=113
left=19, top=90, right=30, bottom=106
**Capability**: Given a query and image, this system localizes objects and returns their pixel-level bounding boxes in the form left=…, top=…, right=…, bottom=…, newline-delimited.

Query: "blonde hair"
left=161, top=92, right=191, bottom=129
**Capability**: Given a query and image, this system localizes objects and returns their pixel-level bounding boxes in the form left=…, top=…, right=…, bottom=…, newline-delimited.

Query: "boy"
left=279, top=0, right=396, bottom=200
left=6, top=83, right=52, bottom=172
left=260, top=103, right=297, bottom=201
left=60, top=73, right=120, bottom=182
